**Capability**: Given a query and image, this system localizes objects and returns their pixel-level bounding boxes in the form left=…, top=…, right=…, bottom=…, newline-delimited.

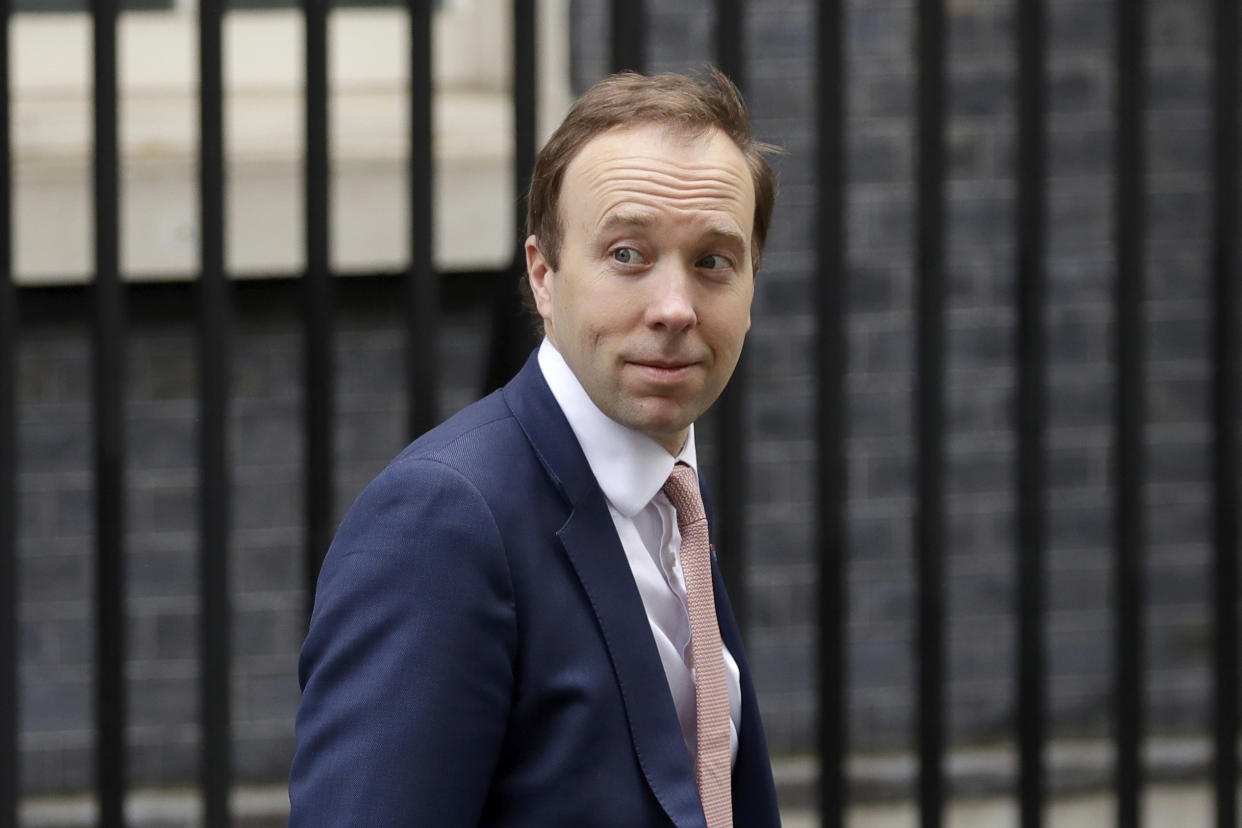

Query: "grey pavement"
left=16, top=738, right=1239, bottom=828
left=785, top=782, right=1235, bottom=828
left=20, top=780, right=1237, bottom=827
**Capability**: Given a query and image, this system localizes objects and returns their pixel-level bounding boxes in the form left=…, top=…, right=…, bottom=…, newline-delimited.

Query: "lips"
left=633, top=359, right=695, bottom=370
left=626, top=358, right=702, bottom=384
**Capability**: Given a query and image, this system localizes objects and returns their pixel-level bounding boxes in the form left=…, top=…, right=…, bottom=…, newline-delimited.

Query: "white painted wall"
left=11, top=0, right=572, bottom=282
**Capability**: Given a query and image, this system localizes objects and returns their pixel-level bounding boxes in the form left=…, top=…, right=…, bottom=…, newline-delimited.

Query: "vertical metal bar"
left=408, top=0, right=437, bottom=438
left=715, top=0, right=742, bottom=81
left=0, top=0, right=16, bottom=823
left=304, top=0, right=333, bottom=593
left=512, top=0, right=536, bottom=243
left=482, top=0, right=537, bottom=393
left=198, top=0, right=232, bottom=823
left=1210, top=0, right=1239, bottom=823
left=91, top=0, right=126, bottom=823
left=816, top=0, right=847, bottom=824
left=1015, top=0, right=1047, bottom=826
left=714, top=0, right=747, bottom=637
left=610, top=0, right=645, bottom=75
left=914, top=0, right=946, bottom=824
left=1113, top=1, right=1145, bottom=824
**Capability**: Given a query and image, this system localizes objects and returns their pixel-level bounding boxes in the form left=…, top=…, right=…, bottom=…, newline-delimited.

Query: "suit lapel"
left=701, top=467, right=780, bottom=824
left=504, top=353, right=705, bottom=828
left=558, top=509, right=706, bottom=827
left=711, top=561, right=781, bottom=825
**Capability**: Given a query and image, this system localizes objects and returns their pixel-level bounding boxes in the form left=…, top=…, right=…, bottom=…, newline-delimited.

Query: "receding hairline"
left=555, top=122, right=757, bottom=249
left=560, top=120, right=747, bottom=182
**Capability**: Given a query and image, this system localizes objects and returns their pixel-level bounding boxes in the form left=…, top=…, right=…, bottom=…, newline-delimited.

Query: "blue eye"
left=612, top=247, right=640, bottom=264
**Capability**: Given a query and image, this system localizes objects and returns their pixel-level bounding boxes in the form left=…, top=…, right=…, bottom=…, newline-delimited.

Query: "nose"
left=644, top=265, right=697, bottom=332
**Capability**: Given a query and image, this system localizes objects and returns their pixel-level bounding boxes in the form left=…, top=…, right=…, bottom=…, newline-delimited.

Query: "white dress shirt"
left=538, top=339, right=741, bottom=764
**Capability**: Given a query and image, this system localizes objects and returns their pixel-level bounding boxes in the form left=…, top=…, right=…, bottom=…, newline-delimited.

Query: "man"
left=289, top=69, right=782, bottom=827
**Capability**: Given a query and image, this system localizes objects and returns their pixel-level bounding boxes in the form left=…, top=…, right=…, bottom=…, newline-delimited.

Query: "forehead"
left=559, top=124, right=755, bottom=234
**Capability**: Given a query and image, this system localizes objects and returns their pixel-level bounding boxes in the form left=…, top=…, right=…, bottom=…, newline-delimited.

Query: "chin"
left=628, top=409, right=698, bottom=440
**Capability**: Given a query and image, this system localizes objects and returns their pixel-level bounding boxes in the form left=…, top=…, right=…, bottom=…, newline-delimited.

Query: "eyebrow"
left=595, top=210, right=655, bottom=235
left=700, top=224, right=749, bottom=252
left=594, top=210, right=749, bottom=252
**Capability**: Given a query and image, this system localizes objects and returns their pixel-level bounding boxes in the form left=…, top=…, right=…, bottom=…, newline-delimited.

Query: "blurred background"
left=2, top=0, right=1239, bottom=825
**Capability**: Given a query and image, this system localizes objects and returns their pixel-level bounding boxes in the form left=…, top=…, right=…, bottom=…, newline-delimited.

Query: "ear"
left=525, top=235, right=555, bottom=322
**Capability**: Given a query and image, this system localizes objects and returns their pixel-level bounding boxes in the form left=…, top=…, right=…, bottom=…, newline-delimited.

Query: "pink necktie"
left=662, top=463, right=732, bottom=828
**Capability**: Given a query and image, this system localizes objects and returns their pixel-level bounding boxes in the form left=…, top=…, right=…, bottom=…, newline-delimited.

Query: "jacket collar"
left=536, top=339, right=698, bottom=518
left=502, top=352, right=708, bottom=828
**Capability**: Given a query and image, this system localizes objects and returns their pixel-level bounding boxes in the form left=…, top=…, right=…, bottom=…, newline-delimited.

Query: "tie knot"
left=662, top=463, right=705, bottom=528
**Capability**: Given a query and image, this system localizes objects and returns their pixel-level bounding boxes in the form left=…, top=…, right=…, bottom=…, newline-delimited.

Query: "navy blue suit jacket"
left=289, top=352, right=781, bottom=826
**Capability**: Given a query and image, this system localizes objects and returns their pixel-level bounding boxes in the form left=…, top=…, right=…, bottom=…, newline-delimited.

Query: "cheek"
left=561, top=307, right=611, bottom=356
left=576, top=296, right=634, bottom=341
left=710, top=299, right=753, bottom=341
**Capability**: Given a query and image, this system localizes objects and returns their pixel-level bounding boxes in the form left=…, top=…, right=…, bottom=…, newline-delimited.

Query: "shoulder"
left=316, top=370, right=573, bottom=596
left=325, top=384, right=561, bottom=568
left=308, top=397, right=529, bottom=645
left=342, top=391, right=519, bottom=515
left=336, top=392, right=520, bottom=544
left=372, top=373, right=572, bottom=515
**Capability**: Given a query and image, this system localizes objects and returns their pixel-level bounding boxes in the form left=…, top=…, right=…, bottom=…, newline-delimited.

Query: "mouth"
left=626, top=358, right=702, bottom=384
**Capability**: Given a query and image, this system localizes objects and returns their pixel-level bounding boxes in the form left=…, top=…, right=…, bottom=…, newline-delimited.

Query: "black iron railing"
left=0, top=1, right=13, bottom=825
left=1015, top=1, right=1047, bottom=825
left=0, top=1, right=1237, bottom=827
left=90, top=2, right=126, bottom=825
left=1209, top=2, right=1239, bottom=826
left=197, top=2, right=230, bottom=824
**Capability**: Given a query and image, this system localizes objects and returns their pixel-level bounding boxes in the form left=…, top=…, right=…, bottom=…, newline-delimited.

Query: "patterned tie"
left=662, top=463, right=733, bottom=828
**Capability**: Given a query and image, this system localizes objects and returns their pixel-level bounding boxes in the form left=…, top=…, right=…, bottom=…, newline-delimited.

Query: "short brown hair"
left=524, top=68, right=778, bottom=304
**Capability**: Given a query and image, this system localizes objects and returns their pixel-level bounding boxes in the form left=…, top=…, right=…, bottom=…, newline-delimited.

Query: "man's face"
left=526, top=124, right=755, bottom=455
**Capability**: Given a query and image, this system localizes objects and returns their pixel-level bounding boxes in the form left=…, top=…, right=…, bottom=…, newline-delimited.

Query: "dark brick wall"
left=572, top=0, right=1235, bottom=758
left=12, top=0, right=1239, bottom=796
left=16, top=282, right=491, bottom=792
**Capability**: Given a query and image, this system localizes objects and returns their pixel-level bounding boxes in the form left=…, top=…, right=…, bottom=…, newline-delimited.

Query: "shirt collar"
left=538, top=338, right=698, bottom=519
